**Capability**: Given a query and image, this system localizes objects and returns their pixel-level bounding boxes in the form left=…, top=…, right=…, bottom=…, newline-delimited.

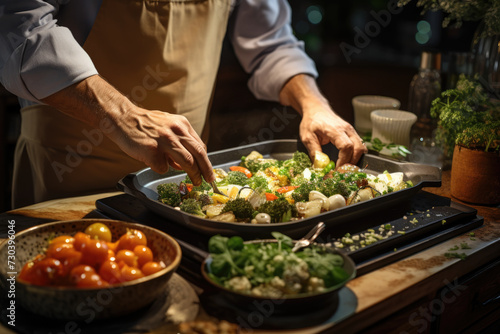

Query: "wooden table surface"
left=1, top=170, right=499, bottom=333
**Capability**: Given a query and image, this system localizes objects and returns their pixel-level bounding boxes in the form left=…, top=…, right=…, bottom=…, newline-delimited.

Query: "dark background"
left=0, top=0, right=479, bottom=211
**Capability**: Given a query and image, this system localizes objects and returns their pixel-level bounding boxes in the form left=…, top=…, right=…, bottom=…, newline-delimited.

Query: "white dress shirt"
left=0, top=0, right=318, bottom=108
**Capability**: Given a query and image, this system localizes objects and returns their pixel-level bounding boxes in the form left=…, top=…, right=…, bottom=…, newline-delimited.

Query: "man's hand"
left=299, top=102, right=366, bottom=167
left=279, top=74, right=367, bottom=167
left=42, top=75, right=215, bottom=185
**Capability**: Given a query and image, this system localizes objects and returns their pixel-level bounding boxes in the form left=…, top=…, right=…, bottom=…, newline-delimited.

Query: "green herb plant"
left=430, top=74, right=500, bottom=156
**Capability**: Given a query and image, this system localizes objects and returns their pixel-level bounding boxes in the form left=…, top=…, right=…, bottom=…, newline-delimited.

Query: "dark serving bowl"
left=0, top=219, right=181, bottom=321
left=200, top=240, right=356, bottom=315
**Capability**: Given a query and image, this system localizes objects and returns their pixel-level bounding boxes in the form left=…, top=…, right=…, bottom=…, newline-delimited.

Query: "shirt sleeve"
left=0, top=0, right=98, bottom=103
left=229, top=0, right=319, bottom=102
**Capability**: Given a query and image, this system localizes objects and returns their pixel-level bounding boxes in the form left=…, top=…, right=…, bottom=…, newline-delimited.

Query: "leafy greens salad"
left=157, top=150, right=413, bottom=223
left=206, top=233, right=351, bottom=298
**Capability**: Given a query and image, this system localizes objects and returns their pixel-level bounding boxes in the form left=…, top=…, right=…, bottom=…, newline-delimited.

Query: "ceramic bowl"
left=370, top=109, right=417, bottom=147
left=352, top=95, right=401, bottom=135
left=0, top=219, right=181, bottom=320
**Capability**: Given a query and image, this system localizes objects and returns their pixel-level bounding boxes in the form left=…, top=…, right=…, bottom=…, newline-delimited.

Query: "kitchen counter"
left=1, top=170, right=499, bottom=333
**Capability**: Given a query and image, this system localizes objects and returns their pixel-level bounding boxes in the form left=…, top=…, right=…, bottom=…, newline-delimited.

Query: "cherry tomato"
left=81, top=239, right=109, bottom=267
left=141, top=261, right=166, bottom=276
left=18, top=258, right=64, bottom=286
left=49, top=235, right=74, bottom=245
left=120, top=264, right=145, bottom=282
left=76, top=272, right=109, bottom=288
left=107, top=249, right=116, bottom=261
left=84, top=223, right=112, bottom=242
left=46, top=243, right=82, bottom=276
left=69, top=264, right=95, bottom=284
left=133, top=245, right=153, bottom=268
left=98, top=260, right=122, bottom=284
left=117, top=229, right=147, bottom=251
left=73, top=232, right=91, bottom=251
left=115, top=249, right=138, bottom=268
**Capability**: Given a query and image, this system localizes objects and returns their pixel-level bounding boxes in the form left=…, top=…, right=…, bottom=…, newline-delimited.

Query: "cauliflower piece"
left=225, top=276, right=251, bottom=293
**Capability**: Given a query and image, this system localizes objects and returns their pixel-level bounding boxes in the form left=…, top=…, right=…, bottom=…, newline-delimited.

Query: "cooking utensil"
left=210, top=180, right=227, bottom=197
left=291, top=222, right=325, bottom=252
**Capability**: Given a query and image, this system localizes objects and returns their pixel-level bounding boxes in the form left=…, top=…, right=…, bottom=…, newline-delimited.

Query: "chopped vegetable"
left=179, top=198, right=206, bottom=217
left=229, top=166, right=252, bottom=178
left=157, top=183, right=182, bottom=207
left=221, top=198, right=255, bottom=220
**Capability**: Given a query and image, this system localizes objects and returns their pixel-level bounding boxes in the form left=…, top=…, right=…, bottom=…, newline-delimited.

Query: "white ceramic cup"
left=352, top=95, right=401, bottom=135
left=370, top=109, right=417, bottom=147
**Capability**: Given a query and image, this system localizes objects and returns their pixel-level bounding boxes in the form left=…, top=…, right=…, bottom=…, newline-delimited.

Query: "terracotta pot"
left=451, top=145, right=500, bottom=205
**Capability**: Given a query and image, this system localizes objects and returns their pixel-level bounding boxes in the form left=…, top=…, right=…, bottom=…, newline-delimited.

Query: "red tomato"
left=117, top=229, right=147, bottom=251
left=46, top=243, right=82, bottom=276
left=141, top=261, right=166, bottom=276
left=69, top=264, right=95, bottom=284
left=115, top=250, right=138, bottom=267
left=76, top=272, right=109, bottom=288
left=229, top=166, right=252, bottom=178
left=120, top=265, right=145, bottom=282
left=98, top=260, right=122, bottom=284
left=73, top=232, right=91, bottom=251
left=49, top=235, right=75, bottom=245
left=18, top=257, right=64, bottom=286
left=81, top=239, right=109, bottom=267
left=133, top=245, right=153, bottom=268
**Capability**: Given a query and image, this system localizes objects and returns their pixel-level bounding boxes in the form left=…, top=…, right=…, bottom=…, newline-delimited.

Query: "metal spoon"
left=210, top=180, right=228, bottom=197
left=291, top=222, right=326, bottom=252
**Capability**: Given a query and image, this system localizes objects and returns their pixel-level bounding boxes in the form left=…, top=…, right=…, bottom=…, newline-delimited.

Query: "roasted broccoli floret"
left=246, top=175, right=270, bottom=192
left=257, top=198, right=296, bottom=223
left=281, top=151, right=312, bottom=177
left=179, top=198, right=206, bottom=217
left=183, top=175, right=211, bottom=192
left=221, top=198, right=255, bottom=220
left=198, top=193, right=213, bottom=207
left=157, top=183, right=182, bottom=207
left=218, top=171, right=248, bottom=187
left=317, top=178, right=351, bottom=198
left=291, top=181, right=318, bottom=203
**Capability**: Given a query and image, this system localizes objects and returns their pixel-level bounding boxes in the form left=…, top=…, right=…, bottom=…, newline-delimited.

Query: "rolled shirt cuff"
left=247, top=44, right=319, bottom=102
left=1, top=26, right=98, bottom=103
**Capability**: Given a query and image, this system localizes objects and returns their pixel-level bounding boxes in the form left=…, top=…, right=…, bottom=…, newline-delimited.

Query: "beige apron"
left=12, top=0, right=231, bottom=208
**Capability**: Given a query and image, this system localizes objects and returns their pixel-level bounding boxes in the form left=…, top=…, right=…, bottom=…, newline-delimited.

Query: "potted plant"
left=431, top=74, right=500, bottom=205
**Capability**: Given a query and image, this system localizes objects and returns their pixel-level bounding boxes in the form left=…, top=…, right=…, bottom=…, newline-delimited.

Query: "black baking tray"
left=117, top=139, right=441, bottom=238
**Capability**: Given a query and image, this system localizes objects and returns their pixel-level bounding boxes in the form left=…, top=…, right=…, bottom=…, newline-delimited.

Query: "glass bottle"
left=408, top=51, right=443, bottom=168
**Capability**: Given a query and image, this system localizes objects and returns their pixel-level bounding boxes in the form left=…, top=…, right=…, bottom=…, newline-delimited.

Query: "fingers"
left=160, top=117, right=214, bottom=186
left=300, top=132, right=323, bottom=162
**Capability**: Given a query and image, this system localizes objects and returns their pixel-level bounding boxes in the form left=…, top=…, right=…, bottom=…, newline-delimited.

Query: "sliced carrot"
left=186, top=184, right=193, bottom=192
left=229, top=166, right=252, bottom=178
left=265, top=193, right=279, bottom=201
left=276, top=186, right=298, bottom=193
